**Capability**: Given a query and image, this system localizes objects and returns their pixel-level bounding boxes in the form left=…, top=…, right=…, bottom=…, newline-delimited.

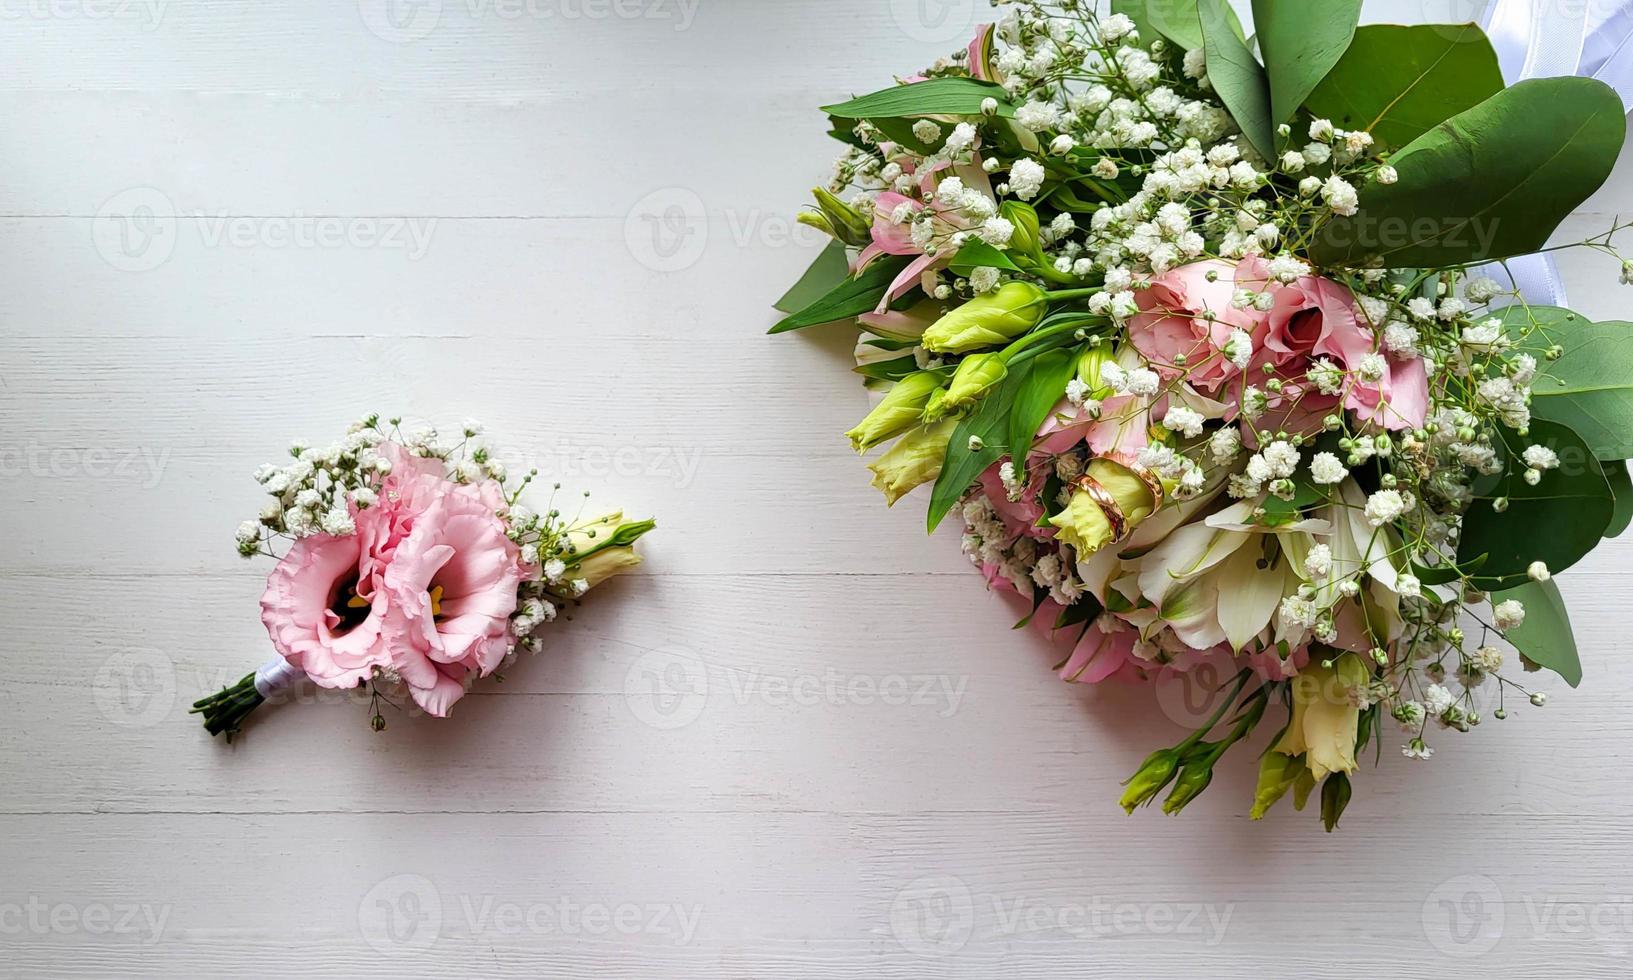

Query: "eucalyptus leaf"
left=1310, top=77, right=1626, bottom=267
left=1605, top=460, right=1633, bottom=538
left=774, top=241, right=850, bottom=315
left=927, top=361, right=1036, bottom=532
left=1199, top=0, right=1275, bottom=162
left=1498, top=305, right=1633, bottom=459
left=1495, top=578, right=1582, bottom=687
left=768, top=256, right=909, bottom=334
left=1456, top=418, right=1614, bottom=590
left=1252, top=0, right=1361, bottom=130
left=1305, top=23, right=1503, bottom=149
left=1113, top=0, right=1243, bottom=51
left=823, top=77, right=1014, bottom=120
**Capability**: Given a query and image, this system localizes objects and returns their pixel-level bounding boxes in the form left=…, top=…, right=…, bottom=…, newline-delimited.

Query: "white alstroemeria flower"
left=1129, top=500, right=1331, bottom=652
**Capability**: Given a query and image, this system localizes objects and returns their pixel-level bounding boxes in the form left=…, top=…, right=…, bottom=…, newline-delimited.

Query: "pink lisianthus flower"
left=260, top=440, right=523, bottom=718
left=259, top=523, right=393, bottom=691
left=1129, top=259, right=1268, bottom=393
left=381, top=483, right=523, bottom=718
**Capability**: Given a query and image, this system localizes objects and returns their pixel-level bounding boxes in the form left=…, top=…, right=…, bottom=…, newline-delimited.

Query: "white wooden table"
left=4, top=1, right=1633, bottom=976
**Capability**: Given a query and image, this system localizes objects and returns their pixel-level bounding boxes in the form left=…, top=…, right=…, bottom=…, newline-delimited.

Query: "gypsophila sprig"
left=773, top=0, right=1629, bottom=829
left=194, top=415, right=654, bottom=741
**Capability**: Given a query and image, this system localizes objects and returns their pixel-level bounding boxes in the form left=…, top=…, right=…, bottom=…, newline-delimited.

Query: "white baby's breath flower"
left=1007, top=158, right=1047, bottom=200
left=1364, top=489, right=1407, bottom=526
left=1309, top=452, right=1346, bottom=485
left=1493, top=599, right=1526, bottom=630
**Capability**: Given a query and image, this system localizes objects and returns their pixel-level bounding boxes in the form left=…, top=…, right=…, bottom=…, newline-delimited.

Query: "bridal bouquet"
left=193, top=415, right=654, bottom=740
left=773, top=0, right=1632, bottom=827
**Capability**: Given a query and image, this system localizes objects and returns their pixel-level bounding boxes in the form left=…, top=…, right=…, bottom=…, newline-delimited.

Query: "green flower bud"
left=811, top=187, right=872, bottom=247
left=1249, top=751, right=1308, bottom=820
left=1161, top=758, right=1215, bottom=815
left=921, top=282, right=1047, bottom=354
left=868, top=421, right=956, bottom=506
left=1119, top=748, right=1180, bottom=814
left=1000, top=200, right=1042, bottom=258
left=1074, top=344, right=1116, bottom=399
left=846, top=372, right=943, bottom=453
left=942, top=354, right=1008, bottom=413
left=1320, top=771, right=1352, bottom=833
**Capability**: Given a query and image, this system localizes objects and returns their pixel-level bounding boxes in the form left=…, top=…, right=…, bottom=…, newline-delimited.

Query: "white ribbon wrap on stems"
left=1475, top=0, right=1633, bottom=306
left=253, top=658, right=305, bottom=698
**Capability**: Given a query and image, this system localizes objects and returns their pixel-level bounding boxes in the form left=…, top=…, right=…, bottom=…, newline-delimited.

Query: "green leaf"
left=1498, top=305, right=1633, bottom=460
left=1305, top=23, right=1503, bottom=150
left=1309, top=77, right=1626, bottom=267
left=1457, top=418, right=1614, bottom=591
left=1252, top=0, right=1361, bottom=130
left=927, top=361, right=1035, bottom=532
left=948, top=239, right=1023, bottom=276
left=1113, top=0, right=1243, bottom=51
left=1007, top=348, right=1077, bottom=465
left=774, top=241, right=850, bottom=315
left=1605, top=460, right=1633, bottom=538
left=1496, top=578, right=1582, bottom=687
left=853, top=355, right=923, bottom=383
left=768, top=256, right=909, bottom=334
left=823, top=77, right=1014, bottom=120
left=1199, top=0, right=1275, bottom=162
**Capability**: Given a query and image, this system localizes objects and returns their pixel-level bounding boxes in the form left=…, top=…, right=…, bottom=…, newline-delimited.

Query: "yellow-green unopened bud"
left=868, top=421, right=955, bottom=506
left=1250, top=751, right=1308, bottom=820
left=1161, top=759, right=1215, bottom=815
left=1119, top=748, right=1180, bottom=814
left=942, top=354, right=1008, bottom=412
left=1000, top=200, right=1041, bottom=258
left=921, top=282, right=1047, bottom=354
left=1049, top=458, right=1157, bottom=557
left=1320, top=772, right=1352, bottom=833
left=1074, top=344, right=1116, bottom=399
left=846, top=372, right=942, bottom=453
left=812, top=187, right=872, bottom=246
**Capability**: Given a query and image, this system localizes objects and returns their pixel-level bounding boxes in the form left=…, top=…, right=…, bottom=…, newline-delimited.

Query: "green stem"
left=189, top=672, right=267, bottom=742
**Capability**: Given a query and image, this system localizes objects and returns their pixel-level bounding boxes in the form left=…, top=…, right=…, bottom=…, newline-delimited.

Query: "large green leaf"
left=1457, top=418, right=1614, bottom=591
left=1495, top=578, right=1582, bottom=687
left=1199, top=0, right=1274, bottom=162
left=927, top=361, right=1035, bottom=532
left=823, top=77, right=1014, bottom=120
left=1252, top=0, right=1361, bottom=130
left=1007, top=348, right=1077, bottom=465
left=1305, top=23, right=1503, bottom=150
left=1310, top=77, right=1626, bottom=268
left=768, top=256, right=908, bottom=334
left=1498, top=305, right=1633, bottom=459
left=948, top=239, right=1023, bottom=275
left=774, top=241, right=850, bottom=315
left=1113, top=0, right=1243, bottom=51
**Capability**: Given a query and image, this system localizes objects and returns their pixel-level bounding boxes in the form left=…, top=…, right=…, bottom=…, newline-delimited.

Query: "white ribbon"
left=1475, top=0, right=1633, bottom=306
left=253, top=658, right=305, bottom=698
